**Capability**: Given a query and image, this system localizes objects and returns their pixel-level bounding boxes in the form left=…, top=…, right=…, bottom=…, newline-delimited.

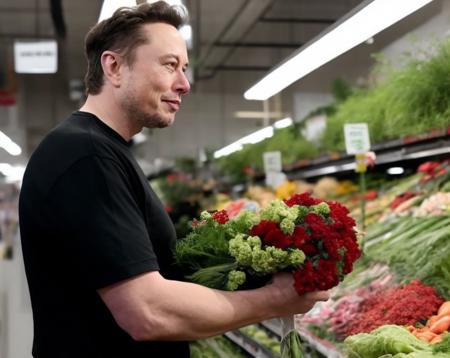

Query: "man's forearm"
left=99, top=271, right=328, bottom=342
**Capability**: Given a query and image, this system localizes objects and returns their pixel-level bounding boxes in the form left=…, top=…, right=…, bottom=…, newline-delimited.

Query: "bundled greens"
left=362, top=216, right=450, bottom=299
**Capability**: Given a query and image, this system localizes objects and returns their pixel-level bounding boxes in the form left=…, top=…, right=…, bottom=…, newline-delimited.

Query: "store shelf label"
left=263, top=151, right=282, bottom=173
left=344, top=123, right=371, bottom=154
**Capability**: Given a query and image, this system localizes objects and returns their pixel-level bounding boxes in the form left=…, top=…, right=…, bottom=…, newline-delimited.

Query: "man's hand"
left=265, top=272, right=330, bottom=316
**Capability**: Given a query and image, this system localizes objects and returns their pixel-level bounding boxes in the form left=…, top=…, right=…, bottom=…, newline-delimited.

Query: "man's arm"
left=98, top=271, right=329, bottom=341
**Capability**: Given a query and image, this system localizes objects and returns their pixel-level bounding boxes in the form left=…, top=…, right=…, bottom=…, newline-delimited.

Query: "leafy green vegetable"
left=432, top=332, right=450, bottom=354
left=175, top=217, right=233, bottom=272
left=344, top=325, right=430, bottom=358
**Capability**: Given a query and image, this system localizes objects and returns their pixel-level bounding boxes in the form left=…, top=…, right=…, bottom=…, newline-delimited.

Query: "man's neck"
left=80, top=93, right=141, bottom=141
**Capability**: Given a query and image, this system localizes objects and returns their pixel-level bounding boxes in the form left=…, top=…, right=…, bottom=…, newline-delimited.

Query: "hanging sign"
left=14, top=40, right=58, bottom=74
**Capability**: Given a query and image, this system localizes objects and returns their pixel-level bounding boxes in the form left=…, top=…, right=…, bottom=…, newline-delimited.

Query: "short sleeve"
left=47, top=155, right=159, bottom=289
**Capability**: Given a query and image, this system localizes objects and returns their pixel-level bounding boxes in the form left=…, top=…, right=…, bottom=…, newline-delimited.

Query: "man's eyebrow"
left=160, top=54, right=189, bottom=68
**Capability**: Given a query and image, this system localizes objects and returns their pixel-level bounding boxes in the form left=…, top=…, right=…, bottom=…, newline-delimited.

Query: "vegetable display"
left=344, top=325, right=450, bottom=358
left=342, top=280, right=443, bottom=337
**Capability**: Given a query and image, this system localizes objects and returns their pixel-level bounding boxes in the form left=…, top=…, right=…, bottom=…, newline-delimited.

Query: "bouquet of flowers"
left=175, top=192, right=361, bottom=357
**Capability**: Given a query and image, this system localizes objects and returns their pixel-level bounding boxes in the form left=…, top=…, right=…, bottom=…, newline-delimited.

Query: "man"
left=19, top=2, right=329, bottom=357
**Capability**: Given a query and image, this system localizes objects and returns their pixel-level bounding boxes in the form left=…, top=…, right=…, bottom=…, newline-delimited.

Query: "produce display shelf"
left=286, top=137, right=450, bottom=179
left=297, top=327, right=344, bottom=358
left=224, top=330, right=279, bottom=358
left=260, top=320, right=283, bottom=339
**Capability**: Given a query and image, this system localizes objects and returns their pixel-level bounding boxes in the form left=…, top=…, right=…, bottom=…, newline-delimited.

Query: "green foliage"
left=433, top=332, right=450, bottom=354
left=175, top=218, right=233, bottom=272
left=190, top=335, right=246, bottom=358
left=175, top=157, right=197, bottom=174
left=216, top=40, right=450, bottom=182
left=154, top=174, right=198, bottom=209
left=217, top=127, right=318, bottom=184
left=322, top=40, right=450, bottom=152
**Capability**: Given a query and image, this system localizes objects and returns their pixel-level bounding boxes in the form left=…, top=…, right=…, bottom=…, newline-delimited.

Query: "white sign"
left=344, top=123, right=371, bottom=154
left=265, top=171, right=287, bottom=189
left=14, top=40, right=58, bottom=74
left=263, top=151, right=284, bottom=189
left=263, top=151, right=282, bottom=173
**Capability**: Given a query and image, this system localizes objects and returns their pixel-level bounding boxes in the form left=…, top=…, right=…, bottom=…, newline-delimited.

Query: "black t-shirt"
left=19, top=111, right=189, bottom=357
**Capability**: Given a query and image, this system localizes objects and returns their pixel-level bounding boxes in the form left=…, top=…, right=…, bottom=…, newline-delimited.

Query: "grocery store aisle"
left=0, top=234, right=33, bottom=358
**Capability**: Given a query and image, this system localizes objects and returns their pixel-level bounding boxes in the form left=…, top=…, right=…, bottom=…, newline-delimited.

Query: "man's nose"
left=175, top=70, right=190, bottom=95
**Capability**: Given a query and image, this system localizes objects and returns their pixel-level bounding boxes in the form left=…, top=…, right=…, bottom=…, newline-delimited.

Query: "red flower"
left=250, top=220, right=292, bottom=249
left=250, top=220, right=279, bottom=238
left=305, top=213, right=329, bottom=239
left=323, top=236, right=340, bottom=260
left=212, top=210, right=229, bottom=224
left=290, top=226, right=310, bottom=248
left=293, top=262, right=317, bottom=294
left=284, top=192, right=320, bottom=207
left=265, top=228, right=292, bottom=249
left=315, top=259, right=340, bottom=290
left=293, top=259, right=339, bottom=295
left=166, top=174, right=176, bottom=183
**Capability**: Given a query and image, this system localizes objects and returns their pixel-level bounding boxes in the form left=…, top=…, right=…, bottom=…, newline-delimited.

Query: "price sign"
left=263, top=151, right=282, bottom=173
left=344, top=123, right=370, bottom=154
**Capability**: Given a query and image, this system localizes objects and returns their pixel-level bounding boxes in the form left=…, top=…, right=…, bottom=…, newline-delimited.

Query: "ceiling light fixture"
left=214, top=117, right=293, bottom=159
left=0, top=131, right=21, bottom=156
left=234, top=111, right=286, bottom=119
left=244, top=0, right=434, bottom=100
left=0, top=164, right=25, bottom=183
left=273, top=117, right=293, bottom=129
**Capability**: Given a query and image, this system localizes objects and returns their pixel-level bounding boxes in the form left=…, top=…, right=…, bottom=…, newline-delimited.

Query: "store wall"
left=380, top=0, right=447, bottom=67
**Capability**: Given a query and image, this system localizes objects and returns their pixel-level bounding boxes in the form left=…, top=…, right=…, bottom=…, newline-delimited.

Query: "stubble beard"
left=121, top=91, right=172, bottom=129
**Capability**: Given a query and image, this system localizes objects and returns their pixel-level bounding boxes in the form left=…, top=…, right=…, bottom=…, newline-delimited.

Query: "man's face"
left=119, top=22, right=190, bottom=129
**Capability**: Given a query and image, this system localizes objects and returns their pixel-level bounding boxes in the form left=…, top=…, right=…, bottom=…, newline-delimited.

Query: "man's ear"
left=100, top=51, right=123, bottom=88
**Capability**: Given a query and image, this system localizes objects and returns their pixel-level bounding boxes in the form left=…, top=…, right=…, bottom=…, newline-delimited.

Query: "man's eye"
left=166, top=62, right=177, bottom=70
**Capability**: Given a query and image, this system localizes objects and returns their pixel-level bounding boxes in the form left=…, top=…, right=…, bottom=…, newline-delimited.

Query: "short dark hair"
left=84, top=1, right=187, bottom=95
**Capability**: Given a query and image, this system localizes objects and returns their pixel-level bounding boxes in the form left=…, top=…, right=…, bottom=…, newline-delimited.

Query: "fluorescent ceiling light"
left=0, top=131, right=21, bottom=156
left=244, top=0, right=434, bottom=100
left=234, top=111, right=286, bottom=119
left=240, top=126, right=274, bottom=145
left=98, top=0, right=136, bottom=22
left=387, top=167, right=404, bottom=175
left=214, top=142, right=243, bottom=159
left=214, top=119, right=294, bottom=159
left=0, top=164, right=25, bottom=183
left=273, top=117, right=293, bottom=129
left=214, top=126, right=274, bottom=159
